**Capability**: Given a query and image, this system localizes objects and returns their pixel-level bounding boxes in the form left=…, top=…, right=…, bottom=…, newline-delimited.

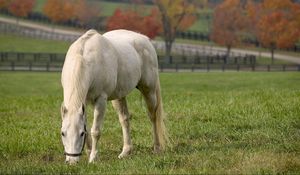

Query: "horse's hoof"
left=118, top=146, right=132, bottom=159
left=88, top=150, right=98, bottom=163
left=153, top=145, right=163, bottom=154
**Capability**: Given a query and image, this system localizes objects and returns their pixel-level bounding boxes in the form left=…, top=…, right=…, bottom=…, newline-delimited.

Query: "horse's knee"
left=91, top=130, right=100, bottom=139
left=119, top=114, right=130, bottom=124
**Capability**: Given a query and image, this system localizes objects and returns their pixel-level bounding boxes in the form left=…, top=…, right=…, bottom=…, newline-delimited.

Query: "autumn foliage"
left=8, top=0, right=35, bottom=18
left=0, top=0, right=10, bottom=10
left=74, top=0, right=99, bottom=26
left=247, top=0, right=300, bottom=62
left=106, top=8, right=161, bottom=39
left=43, top=0, right=98, bottom=25
left=43, top=0, right=74, bottom=23
left=155, top=0, right=197, bottom=63
left=247, top=0, right=300, bottom=49
left=211, top=0, right=246, bottom=58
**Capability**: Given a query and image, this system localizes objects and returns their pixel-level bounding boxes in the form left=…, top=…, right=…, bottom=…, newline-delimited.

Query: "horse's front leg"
left=89, top=96, right=107, bottom=163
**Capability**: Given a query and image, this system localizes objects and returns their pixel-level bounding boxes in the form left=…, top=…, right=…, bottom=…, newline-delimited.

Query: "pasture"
left=0, top=72, right=299, bottom=174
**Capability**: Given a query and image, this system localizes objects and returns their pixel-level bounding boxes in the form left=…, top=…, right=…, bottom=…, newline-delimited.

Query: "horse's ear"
left=61, top=102, right=67, bottom=119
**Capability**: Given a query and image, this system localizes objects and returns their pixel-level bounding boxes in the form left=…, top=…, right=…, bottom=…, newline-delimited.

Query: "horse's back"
left=103, top=30, right=157, bottom=66
left=103, top=30, right=159, bottom=90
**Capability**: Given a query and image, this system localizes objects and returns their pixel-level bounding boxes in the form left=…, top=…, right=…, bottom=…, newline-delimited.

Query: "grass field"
left=0, top=72, right=299, bottom=174
left=0, top=34, right=70, bottom=53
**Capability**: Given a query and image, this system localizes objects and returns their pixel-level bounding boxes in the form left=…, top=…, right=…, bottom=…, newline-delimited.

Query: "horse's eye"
left=80, top=132, right=85, bottom=137
left=61, top=132, right=65, bottom=137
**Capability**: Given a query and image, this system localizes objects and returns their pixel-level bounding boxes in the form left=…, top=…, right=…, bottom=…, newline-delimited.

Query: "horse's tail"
left=155, top=78, right=169, bottom=150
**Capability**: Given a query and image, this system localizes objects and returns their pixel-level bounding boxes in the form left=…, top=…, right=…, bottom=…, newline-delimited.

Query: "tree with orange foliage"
left=154, top=0, right=197, bottom=63
left=8, top=0, right=35, bottom=23
left=0, top=0, right=10, bottom=10
left=43, top=0, right=75, bottom=24
left=211, top=0, right=246, bottom=63
left=247, top=0, right=300, bottom=63
left=74, top=0, right=99, bottom=27
left=106, top=7, right=161, bottom=39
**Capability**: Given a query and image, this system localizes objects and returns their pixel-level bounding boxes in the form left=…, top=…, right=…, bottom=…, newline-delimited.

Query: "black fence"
left=0, top=52, right=299, bottom=72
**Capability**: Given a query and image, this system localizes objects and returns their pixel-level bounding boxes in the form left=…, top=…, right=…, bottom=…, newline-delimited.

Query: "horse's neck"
left=63, top=30, right=98, bottom=112
left=63, top=58, right=89, bottom=112
left=65, top=87, right=86, bottom=113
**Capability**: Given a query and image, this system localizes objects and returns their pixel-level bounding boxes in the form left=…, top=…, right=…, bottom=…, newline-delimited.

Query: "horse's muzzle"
left=65, top=155, right=80, bottom=165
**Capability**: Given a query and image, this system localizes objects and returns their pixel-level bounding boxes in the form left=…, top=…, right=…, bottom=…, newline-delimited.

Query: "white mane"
left=62, top=30, right=97, bottom=113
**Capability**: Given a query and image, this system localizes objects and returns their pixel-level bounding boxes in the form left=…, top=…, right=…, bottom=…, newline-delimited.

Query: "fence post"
left=252, top=64, right=255, bottom=72
left=283, top=65, right=286, bottom=72
left=46, top=62, right=50, bottom=71
left=237, top=64, right=240, bottom=72
left=207, top=63, right=210, bottom=72
left=11, top=61, right=14, bottom=71
left=34, top=53, right=39, bottom=62
left=160, top=63, right=164, bottom=72
left=17, top=53, right=21, bottom=61
left=267, top=65, right=270, bottom=72
left=29, top=62, right=32, bottom=71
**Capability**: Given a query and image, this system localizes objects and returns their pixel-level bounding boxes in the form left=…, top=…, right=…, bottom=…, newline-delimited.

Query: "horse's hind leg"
left=139, top=86, right=165, bottom=153
left=112, top=97, right=133, bottom=158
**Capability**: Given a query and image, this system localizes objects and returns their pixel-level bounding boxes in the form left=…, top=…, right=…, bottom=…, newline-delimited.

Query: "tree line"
left=0, top=0, right=299, bottom=64
left=211, top=0, right=300, bottom=63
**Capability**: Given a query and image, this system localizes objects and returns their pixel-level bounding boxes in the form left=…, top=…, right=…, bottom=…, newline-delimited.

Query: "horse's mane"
left=63, top=30, right=98, bottom=113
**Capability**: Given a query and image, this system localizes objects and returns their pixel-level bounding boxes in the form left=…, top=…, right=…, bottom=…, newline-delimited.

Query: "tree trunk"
left=225, top=45, right=231, bottom=64
left=271, top=47, right=275, bottom=64
left=165, top=39, right=173, bottom=64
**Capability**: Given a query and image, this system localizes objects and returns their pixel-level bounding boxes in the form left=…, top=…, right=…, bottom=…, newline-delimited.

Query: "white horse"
left=61, top=29, right=167, bottom=164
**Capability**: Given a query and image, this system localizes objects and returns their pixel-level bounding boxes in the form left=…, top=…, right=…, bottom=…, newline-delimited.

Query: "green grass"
left=0, top=72, right=299, bottom=174
left=0, top=34, right=70, bottom=53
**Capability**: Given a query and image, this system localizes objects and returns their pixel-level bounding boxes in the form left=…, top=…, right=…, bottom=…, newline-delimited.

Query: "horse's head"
left=60, top=102, right=87, bottom=164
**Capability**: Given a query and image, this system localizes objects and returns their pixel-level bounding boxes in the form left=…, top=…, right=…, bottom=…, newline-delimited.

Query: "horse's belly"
left=108, top=55, right=141, bottom=100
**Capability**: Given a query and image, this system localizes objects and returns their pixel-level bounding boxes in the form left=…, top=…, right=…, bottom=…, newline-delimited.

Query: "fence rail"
left=0, top=22, right=79, bottom=42
left=0, top=52, right=299, bottom=72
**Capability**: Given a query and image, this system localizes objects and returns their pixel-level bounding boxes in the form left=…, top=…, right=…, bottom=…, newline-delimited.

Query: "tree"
left=154, top=0, right=197, bottom=64
left=0, top=0, right=10, bottom=10
left=140, top=8, right=162, bottom=39
left=74, top=0, right=99, bottom=27
left=43, top=0, right=75, bottom=24
left=247, top=0, right=300, bottom=63
left=211, top=0, right=246, bottom=63
left=106, top=7, right=161, bottom=39
left=8, top=0, right=35, bottom=23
